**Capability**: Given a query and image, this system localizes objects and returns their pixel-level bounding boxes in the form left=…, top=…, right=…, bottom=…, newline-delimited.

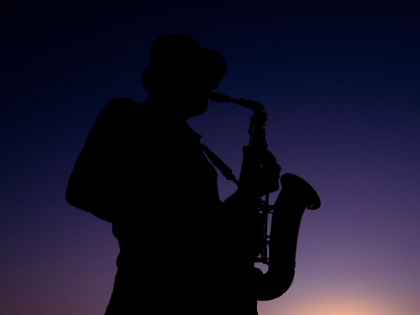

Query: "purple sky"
left=2, top=3, right=420, bottom=315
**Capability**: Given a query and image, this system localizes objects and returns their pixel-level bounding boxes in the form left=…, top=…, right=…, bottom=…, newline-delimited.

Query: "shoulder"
left=94, top=97, right=142, bottom=128
left=83, top=98, right=142, bottom=143
left=105, top=97, right=140, bottom=108
left=100, top=97, right=141, bottom=117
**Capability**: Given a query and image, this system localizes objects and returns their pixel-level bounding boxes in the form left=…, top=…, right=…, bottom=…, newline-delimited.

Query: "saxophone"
left=209, top=92, right=321, bottom=301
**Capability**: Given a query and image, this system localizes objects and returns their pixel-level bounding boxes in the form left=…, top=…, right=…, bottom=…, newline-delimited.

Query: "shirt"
left=67, top=96, right=257, bottom=315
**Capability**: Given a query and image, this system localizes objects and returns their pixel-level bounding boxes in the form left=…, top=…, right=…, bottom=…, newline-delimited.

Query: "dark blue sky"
left=1, top=2, right=420, bottom=314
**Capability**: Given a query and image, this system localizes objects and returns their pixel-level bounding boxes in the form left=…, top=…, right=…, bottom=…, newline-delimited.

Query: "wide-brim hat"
left=141, top=34, right=227, bottom=94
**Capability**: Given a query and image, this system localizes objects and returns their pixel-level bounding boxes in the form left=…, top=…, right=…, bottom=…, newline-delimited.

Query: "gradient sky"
left=1, top=2, right=420, bottom=315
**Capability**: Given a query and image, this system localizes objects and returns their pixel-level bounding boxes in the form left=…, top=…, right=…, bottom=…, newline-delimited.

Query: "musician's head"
left=141, top=34, right=226, bottom=118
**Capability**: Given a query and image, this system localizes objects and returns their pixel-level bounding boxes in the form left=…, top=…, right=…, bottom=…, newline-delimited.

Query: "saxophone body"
left=209, top=92, right=321, bottom=301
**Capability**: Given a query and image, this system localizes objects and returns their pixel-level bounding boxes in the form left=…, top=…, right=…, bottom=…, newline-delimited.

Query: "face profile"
left=174, top=78, right=214, bottom=118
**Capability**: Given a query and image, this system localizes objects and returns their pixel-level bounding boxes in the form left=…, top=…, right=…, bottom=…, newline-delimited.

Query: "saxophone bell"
left=255, top=173, right=320, bottom=301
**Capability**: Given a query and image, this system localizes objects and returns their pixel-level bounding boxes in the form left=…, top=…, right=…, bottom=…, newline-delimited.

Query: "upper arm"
left=66, top=98, right=140, bottom=220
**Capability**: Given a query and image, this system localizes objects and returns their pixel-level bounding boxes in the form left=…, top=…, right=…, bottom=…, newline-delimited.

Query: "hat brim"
left=200, top=48, right=227, bottom=87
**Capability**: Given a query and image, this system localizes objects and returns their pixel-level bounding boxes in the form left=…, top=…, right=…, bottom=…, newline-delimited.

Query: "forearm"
left=66, top=175, right=115, bottom=223
left=66, top=167, right=137, bottom=223
left=222, top=189, right=260, bottom=212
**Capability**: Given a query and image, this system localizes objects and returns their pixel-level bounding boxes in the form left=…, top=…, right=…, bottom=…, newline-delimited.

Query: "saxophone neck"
left=209, top=92, right=265, bottom=115
left=209, top=92, right=268, bottom=149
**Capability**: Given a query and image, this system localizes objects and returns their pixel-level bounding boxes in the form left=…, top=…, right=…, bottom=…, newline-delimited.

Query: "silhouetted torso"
left=72, top=96, right=254, bottom=314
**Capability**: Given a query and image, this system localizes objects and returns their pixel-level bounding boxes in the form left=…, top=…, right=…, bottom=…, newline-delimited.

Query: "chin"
left=187, top=98, right=208, bottom=118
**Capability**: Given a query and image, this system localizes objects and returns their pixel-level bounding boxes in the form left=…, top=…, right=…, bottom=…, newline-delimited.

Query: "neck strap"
left=201, top=143, right=240, bottom=187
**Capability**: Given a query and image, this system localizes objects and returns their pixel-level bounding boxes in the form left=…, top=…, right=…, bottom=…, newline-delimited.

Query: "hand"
left=239, top=145, right=281, bottom=196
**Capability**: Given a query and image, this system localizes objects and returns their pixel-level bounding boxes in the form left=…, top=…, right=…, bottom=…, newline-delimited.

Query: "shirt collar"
left=142, top=96, right=203, bottom=140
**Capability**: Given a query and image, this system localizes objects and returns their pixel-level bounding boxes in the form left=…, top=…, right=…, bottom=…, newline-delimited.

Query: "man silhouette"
left=66, top=34, right=280, bottom=315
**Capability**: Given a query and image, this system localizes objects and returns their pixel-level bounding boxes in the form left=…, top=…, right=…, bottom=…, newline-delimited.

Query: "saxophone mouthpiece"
left=209, top=92, right=231, bottom=104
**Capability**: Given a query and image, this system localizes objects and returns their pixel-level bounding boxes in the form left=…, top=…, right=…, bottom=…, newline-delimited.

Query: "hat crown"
left=141, top=34, right=226, bottom=94
left=149, top=34, right=202, bottom=70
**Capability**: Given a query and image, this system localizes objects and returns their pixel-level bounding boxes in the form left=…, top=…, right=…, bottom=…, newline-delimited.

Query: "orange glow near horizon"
left=261, top=293, right=404, bottom=315
left=294, top=299, right=392, bottom=315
